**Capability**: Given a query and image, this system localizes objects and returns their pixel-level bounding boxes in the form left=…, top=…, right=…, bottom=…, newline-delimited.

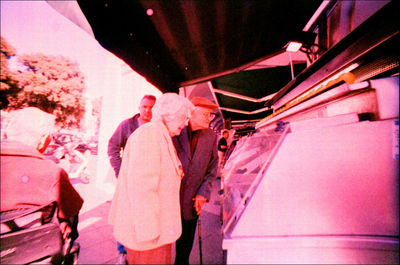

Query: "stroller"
left=0, top=202, right=80, bottom=264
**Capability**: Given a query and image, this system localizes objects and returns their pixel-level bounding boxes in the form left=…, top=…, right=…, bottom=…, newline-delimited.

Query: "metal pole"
left=198, top=218, right=203, bottom=265
left=289, top=51, right=295, bottom=80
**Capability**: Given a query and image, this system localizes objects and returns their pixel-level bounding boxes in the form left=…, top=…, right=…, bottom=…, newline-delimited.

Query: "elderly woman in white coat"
left=109, top=93, right=195, bottom=264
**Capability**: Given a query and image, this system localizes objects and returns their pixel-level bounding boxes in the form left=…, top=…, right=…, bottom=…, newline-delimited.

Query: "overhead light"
left=286, top=41, right=303, bottom=52
left=286, top=31, right=318, bottom=53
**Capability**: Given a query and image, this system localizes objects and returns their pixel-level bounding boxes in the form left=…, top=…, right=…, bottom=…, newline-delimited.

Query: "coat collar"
left=173, top=126, right=209, bottom=161
left=0, top=140, right=44, bottom=159
left=178, top=127, right=191, bottom=158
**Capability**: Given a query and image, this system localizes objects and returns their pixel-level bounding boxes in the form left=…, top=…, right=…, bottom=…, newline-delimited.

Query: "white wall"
left=1, top=1, right=162, bottom=193
left=96, top=63, right=161, bottom=193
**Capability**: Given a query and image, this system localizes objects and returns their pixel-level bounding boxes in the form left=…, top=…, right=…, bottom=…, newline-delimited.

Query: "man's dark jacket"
left=172, top=127, right=219, bottom=220
left=108, top=114, right=140, bottom=177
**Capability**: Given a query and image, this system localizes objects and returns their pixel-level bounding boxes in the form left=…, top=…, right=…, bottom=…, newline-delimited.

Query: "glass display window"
left=222, top=123, right=290, bottom=234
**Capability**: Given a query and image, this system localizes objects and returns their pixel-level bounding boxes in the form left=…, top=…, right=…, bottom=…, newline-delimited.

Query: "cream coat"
left=108, top=120, right=183, bottom=251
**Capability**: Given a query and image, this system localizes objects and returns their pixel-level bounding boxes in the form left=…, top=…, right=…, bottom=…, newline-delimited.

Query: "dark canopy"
left=77, top=0, right=321, bottom=92
left=76, top=0, right=324, bottom=128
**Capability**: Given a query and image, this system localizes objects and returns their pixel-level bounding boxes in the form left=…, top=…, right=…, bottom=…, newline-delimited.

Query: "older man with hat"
left=172, top=97, right=219, bottom=264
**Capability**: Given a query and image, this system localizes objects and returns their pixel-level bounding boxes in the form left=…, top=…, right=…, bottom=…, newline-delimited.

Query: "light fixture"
left=286, top=41, right=303, bottom=52
left=285, top=31, right=318, bottom=53
left=285, top=31, right=321, bottom=65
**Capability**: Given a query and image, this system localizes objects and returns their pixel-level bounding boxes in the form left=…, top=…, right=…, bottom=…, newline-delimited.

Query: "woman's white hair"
left=5, top=107, right=55, bottom=147
left=152, top=93, right=194, bottom=122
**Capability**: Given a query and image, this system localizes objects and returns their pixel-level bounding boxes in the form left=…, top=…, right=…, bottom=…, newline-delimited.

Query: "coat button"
left=21, top=175, right=30, bottom=183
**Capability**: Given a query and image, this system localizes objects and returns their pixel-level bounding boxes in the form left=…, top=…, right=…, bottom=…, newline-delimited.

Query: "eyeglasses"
left=203, top=112, right=216, bottom=120
left=194, top=106, right=217, bottom=120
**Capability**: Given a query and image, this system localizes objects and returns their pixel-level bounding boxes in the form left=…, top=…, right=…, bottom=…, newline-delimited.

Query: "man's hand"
left=193, top=195, right=208, bottom=215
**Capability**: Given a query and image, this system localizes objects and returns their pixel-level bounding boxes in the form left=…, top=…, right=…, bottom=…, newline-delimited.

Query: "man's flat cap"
left=190, top=97, right=218, bottom=110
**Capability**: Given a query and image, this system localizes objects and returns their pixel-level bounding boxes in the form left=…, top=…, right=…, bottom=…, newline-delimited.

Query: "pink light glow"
left=146, top=9, right=154, bottom=16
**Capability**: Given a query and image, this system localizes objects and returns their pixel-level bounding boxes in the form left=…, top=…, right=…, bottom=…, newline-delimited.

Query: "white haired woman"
left=108, top=93, right=195, bottom=264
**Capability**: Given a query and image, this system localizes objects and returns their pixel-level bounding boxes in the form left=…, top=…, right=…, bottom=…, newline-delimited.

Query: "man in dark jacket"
left=107, top=94, right=156, bottom=263
left=173, top=97, right=219, bottom=265
left=217, top=129, right=229, bottom=171
left=108, top=94, right=156, bottom=177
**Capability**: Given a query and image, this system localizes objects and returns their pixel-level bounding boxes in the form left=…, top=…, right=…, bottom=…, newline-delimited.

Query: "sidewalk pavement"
left=72, top=180, right=117, bottom=264
left=71, top=161, right=225, bottom=264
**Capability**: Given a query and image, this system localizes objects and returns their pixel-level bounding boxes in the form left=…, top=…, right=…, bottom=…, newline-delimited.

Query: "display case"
left=222, top=113, right=399, bottom=264
left=221, top=124, right=289, bottom=234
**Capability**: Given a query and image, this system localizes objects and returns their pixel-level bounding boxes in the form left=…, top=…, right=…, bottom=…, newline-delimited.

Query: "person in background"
left=108, top=93, right=195, bottom=264
left=108, top=94, right=156, bottom=177
left=217, top=129, right=229, bottom=171
left=1, top=107, right=84, bottom=244
left=107, top=94, right=156, bottom=264
left=172, top=97, right=219, bottom=265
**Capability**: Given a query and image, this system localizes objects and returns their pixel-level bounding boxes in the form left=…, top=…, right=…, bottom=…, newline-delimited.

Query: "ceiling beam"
left=213, top=88, right=276, bottom=103
left=220, top=106, right=271, bottom=115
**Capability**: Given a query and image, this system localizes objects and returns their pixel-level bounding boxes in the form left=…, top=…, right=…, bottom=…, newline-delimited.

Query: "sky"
left=1, top=1, right=130, bottom=99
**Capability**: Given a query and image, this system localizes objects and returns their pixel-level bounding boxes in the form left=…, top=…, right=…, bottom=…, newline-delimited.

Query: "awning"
left=72, top=0, right=323, bottom=126
left=76, top=0, right=321, bottom=90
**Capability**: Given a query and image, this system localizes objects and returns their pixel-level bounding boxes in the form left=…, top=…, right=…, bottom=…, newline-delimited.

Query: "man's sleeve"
left=108, top=122, right=125, bottom=177
left=197, top=134, right=219, bottom=200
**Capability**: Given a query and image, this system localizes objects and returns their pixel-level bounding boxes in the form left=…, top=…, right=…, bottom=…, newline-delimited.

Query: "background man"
left=172, top=97, right=219, bottom=265
left=107, top=94, right=156, bottom=263
left=108, top=94, right=156, bottom=177
left=217, top=129, right=229, bottom=171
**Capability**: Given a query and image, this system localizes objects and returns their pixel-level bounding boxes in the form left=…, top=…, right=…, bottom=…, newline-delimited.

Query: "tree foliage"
left=0, top=36, right=19, bottom=107
left=0, top=36, right=16, bottom=83
left=1, top=36, right=87, bottom=129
